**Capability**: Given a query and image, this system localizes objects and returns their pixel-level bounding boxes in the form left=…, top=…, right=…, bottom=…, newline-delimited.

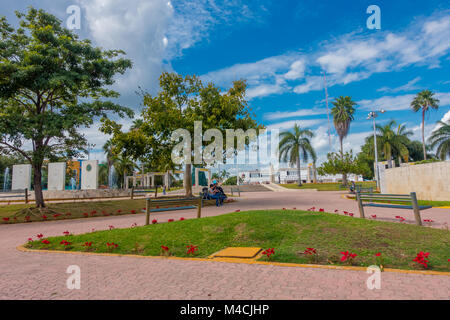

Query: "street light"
left=367, top=109, right=385, bottom=190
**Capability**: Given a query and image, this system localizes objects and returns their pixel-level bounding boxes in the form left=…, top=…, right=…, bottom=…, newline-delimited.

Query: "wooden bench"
left=131, top=186, right=159, bottom=199
left=355, top=185, right=373, bottom=193
left=230, top=187, right=240, bottom=197
left=355, top=191, right=432, bottom=226
left=144, top=194, right=203, bottom=225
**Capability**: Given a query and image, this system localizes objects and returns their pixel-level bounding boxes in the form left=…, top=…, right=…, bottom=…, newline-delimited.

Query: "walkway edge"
left=17, top=245, right=450, bottom=276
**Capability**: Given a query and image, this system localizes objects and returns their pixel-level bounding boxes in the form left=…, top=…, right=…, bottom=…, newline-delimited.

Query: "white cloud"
left=264, top=108, right=326, bottom=121
left=378, top=77, right=422, bottom=93
left=358, top=94, right=416, bottom=111
left=204, top=12, right=450, bottom=98
left=266, top=119, right=323, bottom=131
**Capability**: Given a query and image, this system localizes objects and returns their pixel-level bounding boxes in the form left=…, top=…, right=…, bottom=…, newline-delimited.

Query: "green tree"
left=318, top=150, right=370, bottom=180
left=0, top=8, right=133, bottom=208
left=411, top=90, right=439, bottom=160
left=428, top=119, right=450, bottom=160
left=278, top=124, right=316, bottom=186
left=375, top=120, right=412, bottom=164
left=105, top=72, right=261, bottom=197
left=331, top=96, right=356, bottom=185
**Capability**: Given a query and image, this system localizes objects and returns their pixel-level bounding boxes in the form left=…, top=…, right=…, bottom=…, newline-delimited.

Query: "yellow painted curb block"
left=17, top=245, right=450, bottom=276
left=437, top=206, right=450, bottom=209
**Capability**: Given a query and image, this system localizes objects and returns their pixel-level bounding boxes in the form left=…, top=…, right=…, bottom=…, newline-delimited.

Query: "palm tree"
left=428, top=119, right=450, bottom=160
left=375, top=120, right=412, bottom=165
left=411, top=90, right=439, bottom=160
left=279, top=124, right=316, bottom=186
left=113, top=155, right=137, bottom=188
left=331, top=96, right=356, bottom=185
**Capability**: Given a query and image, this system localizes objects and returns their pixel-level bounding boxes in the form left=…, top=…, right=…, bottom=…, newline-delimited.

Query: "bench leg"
left=356, top=192, right=365, bottom=219
left=145, top=198, right=151, bottom=225
left=410, top=192, right=422, bottom=226
left=197, top=197, right=202, bottom=219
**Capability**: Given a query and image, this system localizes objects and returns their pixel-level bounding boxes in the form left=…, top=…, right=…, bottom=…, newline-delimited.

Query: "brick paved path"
left=1, top=191, right=449, bottom=299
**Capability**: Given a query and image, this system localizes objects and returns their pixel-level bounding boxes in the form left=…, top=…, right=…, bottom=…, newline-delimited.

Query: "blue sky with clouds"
left=2, top=0, right=449, bottom=166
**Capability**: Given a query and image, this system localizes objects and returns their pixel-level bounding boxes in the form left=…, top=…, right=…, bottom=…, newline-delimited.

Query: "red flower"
left=348, top=213, right=354, bottom=217
left=42, top=239, right=50, bottom=244
left=235, top=210, right=240, bottom=212
left=106, top=242, right=119, bottom=248
left=25, top=216, right=31, bottom=221
left=319, top=208, right=324, bottom=212
left=180, top=217, right=185, bottom=221
left=152, top=219, right=158, bottom=224
left=131, top=223, right=137, bottom=228
left=2, top=217, right=9, bottom=221
left=66, top=212, right=71, bottom=216
left=293, top=207, right=296, bottom=210
left=91, top=228, right=96, bottom=232
left=109, top=225, right=115, bottom=230
left=282, top=208, right=286, bottom=210
left=262, top=248, right=275, bottom=259
left=334, top=209, right=339, bottom=213
left=343, top=211, right=348, bottom=214
left=304, top=247, right=317, bottom=255
left=37, top=234, right=44, bottom=239
left=63, top=231, right=70, bottom=236
left=186, top=245, right=198, bottom=255
left=27, top=238, right=33, bottom=242
left=168, top=219, right=174, bottom=222
left=371, top=215, right=377, bottom=219
left=91, top=210, right=97, bottom=214
left=131, top=210, right=136, bottom=214
left=117, top=209, right=122, bottom=213
left=83, top=213, right=88, bottom=217
left=161, top=245, right=169, bottom=252
left=42, top=215, right=47, bottom=220
left=83, top=242, right=92, bottom=247
left=412, top=251, right=430, bottom=268
left=60, top=240, right=71, bottom=246
left=375, top=252, right=382, bottom=257
left=340, top=251, right=357, bottom=262
left=53, top=214, right=61, bottom=218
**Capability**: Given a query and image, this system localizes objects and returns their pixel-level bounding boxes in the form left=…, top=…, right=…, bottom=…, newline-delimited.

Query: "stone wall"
left=383, top=161, right=449, bottom=201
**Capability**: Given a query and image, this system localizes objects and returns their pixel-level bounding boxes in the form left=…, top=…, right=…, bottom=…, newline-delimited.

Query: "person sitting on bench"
left=214, top=181, right=227, bottom=204
left=208, top=183, right=222, bottom=207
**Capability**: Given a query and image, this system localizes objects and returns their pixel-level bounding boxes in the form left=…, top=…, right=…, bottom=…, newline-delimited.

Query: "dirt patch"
left=233, top=223, right=253, bottom=242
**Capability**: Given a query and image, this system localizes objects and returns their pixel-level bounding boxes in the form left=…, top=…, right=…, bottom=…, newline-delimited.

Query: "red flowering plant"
left=319, top=208, right=324, bottom=212
left=412, top=251, right=430, bottom=269
left=82, top=213, right=88, bottom=218
left=131, top=223, right=138, bottom=228
left=261, top=248, right=275, bottom=261
left=168, top=219, right=174, bottom=223
left=151, top=219, right=158, bottom=224
left=370, top=215, right=377, bottom=219
left=340, top=251, right=358, bottom=265
left=160, top=245, right=170, bottom=256
left=180, top=217, right=185, bottom=221
left=108, top=225, right=115, bottom=230
left=374, top=252, right=384, bottom=271
left=106, top=242, right=119, bottom=252
left=423, top=219, right=434, bottom=226
left=186, top=245, right=198, bottom=255
left=42, top=215, right=48, bottom=220
left=60, top=240, right=72, bottom=250
left=395, top=216, right=406, bottom=223
left=2, top=217, right=10, bottom=223
left=63, top=230, right=71, bottom=236
left=130, top=210, right=137, bottom=214
left=117, top=209, right=122, bottom=214
left=303, top=247, right=318, bottom=263
left=37, top=233, right=44, bottom=239
left=41, top=239, right=50, bottom=248
left=25, top=216, right=31, bottom=222
left=82, top=242, right=93, bottom=252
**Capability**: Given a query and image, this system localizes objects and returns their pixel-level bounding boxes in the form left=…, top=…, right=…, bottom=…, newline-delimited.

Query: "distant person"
left=208, top=183, right=221, bottom=207
left=350, top=181, right=356, bottom=194
left=162, top=185, right=166, bottom=195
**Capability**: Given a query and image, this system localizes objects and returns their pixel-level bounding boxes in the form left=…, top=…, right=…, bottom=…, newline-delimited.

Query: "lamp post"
left=367, top=109, right=385, bottom=190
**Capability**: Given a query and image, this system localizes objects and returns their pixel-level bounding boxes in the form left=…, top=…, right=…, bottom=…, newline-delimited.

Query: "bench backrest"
left=358, top=193, right=412, bottom=203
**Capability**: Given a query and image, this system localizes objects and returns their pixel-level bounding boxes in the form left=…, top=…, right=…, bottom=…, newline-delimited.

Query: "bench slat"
left=364, top=203, right=432, bottom=210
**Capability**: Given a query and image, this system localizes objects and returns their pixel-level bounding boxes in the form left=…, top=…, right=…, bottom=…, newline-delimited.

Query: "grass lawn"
left=0, top=199, right=147, bottom=223
left=345, top=195, right=450, bottom=207
left=281, top=181, right=376, bottom=191
left=25, top=210, right=450, bottom=271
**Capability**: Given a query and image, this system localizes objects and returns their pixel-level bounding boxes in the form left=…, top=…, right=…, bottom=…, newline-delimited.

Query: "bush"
left=223, top=176, right=243, bottom=185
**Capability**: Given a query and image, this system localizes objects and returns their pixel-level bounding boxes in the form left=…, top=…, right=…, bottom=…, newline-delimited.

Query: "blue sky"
left=2, top=0, right=450, bottom=166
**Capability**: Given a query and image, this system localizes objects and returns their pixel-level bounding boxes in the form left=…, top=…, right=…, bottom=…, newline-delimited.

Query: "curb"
left=17, top=245, right=450, bottom=276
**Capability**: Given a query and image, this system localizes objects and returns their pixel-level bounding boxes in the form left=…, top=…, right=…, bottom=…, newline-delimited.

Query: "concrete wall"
left=48, top=162, right=66, bottom=191
left=81, top=160, right=98, bottom=190
left=11, top=164, right=32, bottom=190
left=384, top=161, right=450, bottom=201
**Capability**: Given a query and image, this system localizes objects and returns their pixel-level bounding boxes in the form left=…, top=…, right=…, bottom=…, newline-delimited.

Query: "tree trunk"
left=296, top=155, right=302, bottom=186
left=422, top=109, right=427, bottom=160
left=33, top=163, right=45, bottom=208
left=339, top=138, right=348, bottom=186
left=184, top=163, right=193, bottom=197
